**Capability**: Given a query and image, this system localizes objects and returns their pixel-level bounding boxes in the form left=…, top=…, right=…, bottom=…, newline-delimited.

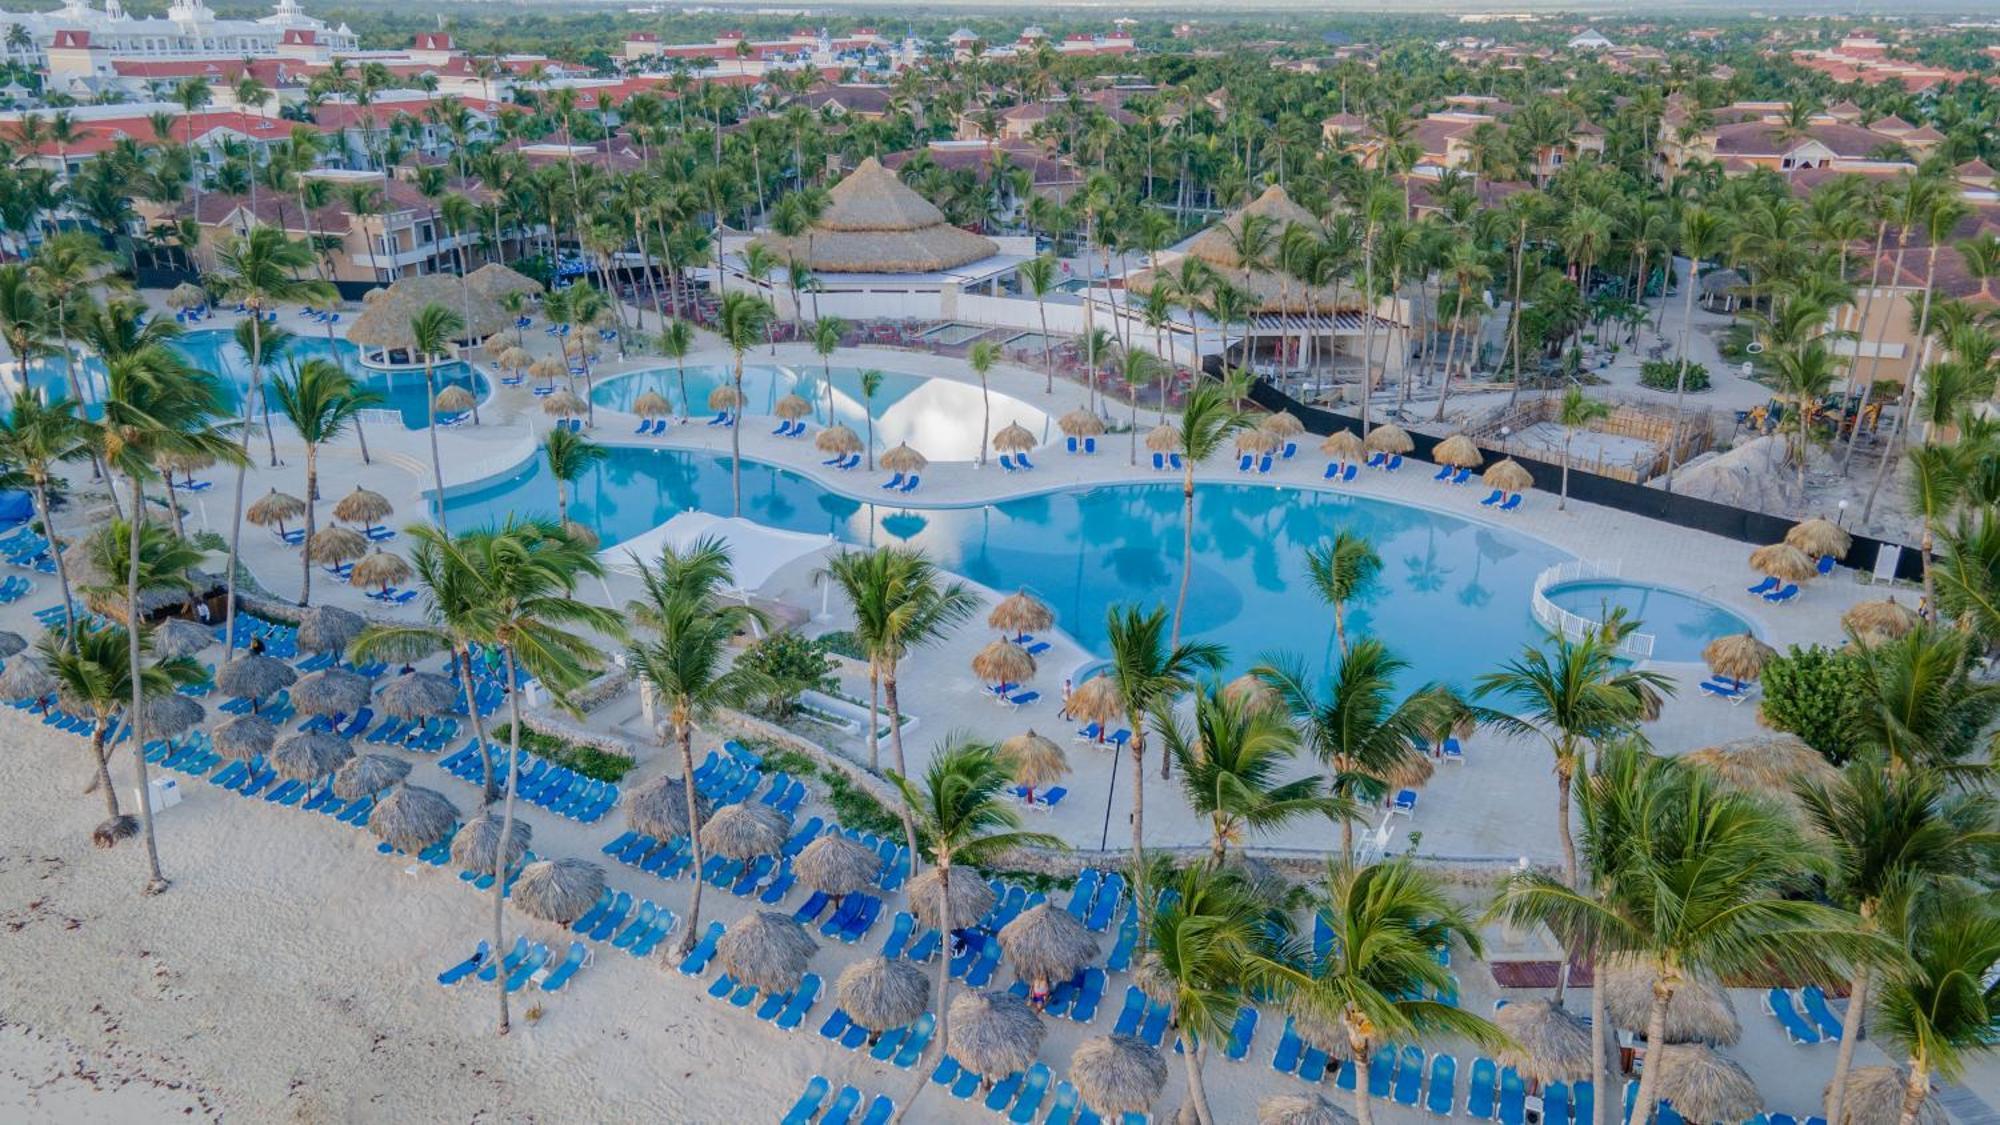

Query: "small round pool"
left=1542, top=579, right=1754, bottom=662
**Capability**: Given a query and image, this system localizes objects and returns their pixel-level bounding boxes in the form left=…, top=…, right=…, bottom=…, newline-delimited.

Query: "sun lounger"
left=881, top=472, right=905, bottom=490
left=676, top=920, right=725, bottom=976
left=820, top=1083, right=865, bottom=1123
left=1138, top=999, right=1170, bottom=1046
left=1004, top=690, right=1040, bottom=708
left=899, top=474, right=920, bottom=493
left=1800, top=984, right=1844, bottom=1041
left=1394, top=1045, right=1424, bottom=1105
left=1224, top=1006, right=1258, bottom=1061
left=1746, top=576, right=1780, bottom=596
left=478, top=936, right=530, bottom=983
left=1238, top=454, right=1255, bottom=472
left=1480, top=488, right=1504, bottom=506
left=1045, top=1082, right=1082, bottom=1125
left=1256, top=454, right=1273, bottom=474
left=1499, top=493, right=1523, bottom=511
left=893, top=1012, right=936, bottom=1068
left=436, top=941, right=490, bottom=986
left=1467, top=1056, right=1499, bottom=1120
left=1546, top=1082, right=1572, bottom=1125
left=776, top=972, right=821, bottom=1030
left=1112, top=987, right=1146, bottom=1036
left=984, top=1071, right=1025, bottom=1113
left=1008, top=1063, right=1051, bottom=1123
left=1083, top=437, right=1096, bottom=454
left=503, top=943, right=550, bottom=992
left=1068, top=968, right=1105, bottom=1023
left=1498, top=1065, right=1526, bottom=1125
left=1391, top=788, right=1417, bottom=816
left=1764, top=583, right=1800, bottom=604
left=1572, top=1081, right=1595, bottom=1125
left=782, top=1076, right=831, bottom=1125
left=540, top=941, right=589, bottom=992
left=1427, top=1054, right=1458, bottom=1115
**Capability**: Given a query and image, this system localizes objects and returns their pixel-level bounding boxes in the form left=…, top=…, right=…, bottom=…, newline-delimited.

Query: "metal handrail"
left=1530, top=559, right=1656, bottom=660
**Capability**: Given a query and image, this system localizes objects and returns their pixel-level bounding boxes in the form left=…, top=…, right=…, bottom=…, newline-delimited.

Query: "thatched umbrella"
left=815, top=424, right=862, bottom=456
left=291, top=667, right=370, bottom=717
left=835, top=956, right=929, bottom=1032
left=148, top=618, right=214, bottom=660
left=998, top=730, right=1067, bottom=792
left=907, top=867, right=997, bottom=932
left=1493, top=999, right=1594, bottom=1083
left=496, top=345, right=533, bottom=373
left=350, top=550, right=410, bottom=593
left=1647, top=1043, right=1760, bottom=1124
left=1235, top=428, right=1280, bottom=455
left=881, top=443, right=927, bottom=474
left=307, top=527, right=368, bottom=568
left=139, top=694, right=204, bottom=741
left=1598, top=953, right=1740, bottom=1045
left=949, top=990, right=1046, bottom=1080
left=1066, top=676, right=1124, bottom=731
left=1785, top=517, right=1851, bottom=560
left=1069, top=1034, right=1167, bottom=1116
left=332, top=753, right=410, bottom=800
left=452, top=812, right=534, bottom=876
left=562, top=520, right=599, bottom=550
left=165, top=282, right=208, bottom=310
left=1259, top=1092, right=1357, bottom=1125
left=998, top=903, right=1100, bottom=984
left=774, top=392, right=814, bottom=421
left=716, top=911, right=818, bottom=995
left=271, top=729, right=353, bottom=782
left=699, top=801, right=790, bottom=860
left=1221, top=672, right=1282, bottom=715
left=1842, top=598, right=1918, bottom=639
left=1749, top=543, right=1816, bottom=582
left=972, top=639, right=1035, bottom=687
left=1483, top=459, right=1534, bottom=493
left=1828, top=1067, right=1943, bottom=1125
left=298, top=605, right=365, bottom=655
left=1433, top=433, right=1483, bottom=468
left=527, top=356, right=566, bottom=384
left=1363, top=423, right=1414, bottom=453
left=632, top=390, right=672, bottom=418
left=0, top=658, right=56, bottom=702
left=1259, top=410, right=1304, bottom=438
left=707, top=384, right=744, bottom=412
left=1702, top=634, right=1775, bottom=683
left=376, top=671, right=457, bottom=719
left=1319, top=429, right=1365, bottom=461
left=989, top=591, right=1054, bottom=638
left=368, top=785, right=459, bottom=853
left=212, top=713, right=277, bottom=763
left=626, top=774, right=710, bottom=839
left=245, top=488, right=306, bottom=532
left=216, top=652, right=297, bottom=700
left=542, top=389, right=586, bottom=418
left=1059, top=409, right=1106, bottom=437
left=1145, top=423, right=1182, bottom=454
left=513, top=858, right=608, bottom=925
left=993, top=422, right=1037, bottom=454
left=1683, top=735, right=1836, bottom=801
left=434, top=385, right=477, bottom=415
left=794, top=833, right=883, bottom=896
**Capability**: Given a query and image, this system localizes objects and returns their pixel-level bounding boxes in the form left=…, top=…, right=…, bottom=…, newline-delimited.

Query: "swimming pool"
left=1542, top=580, right=1753, bottom=662
left=24, top=330, right=485, bottom=431
left=443, top=447, right=1570, bottom=687
left=590, top=365, right=1052, bottom=462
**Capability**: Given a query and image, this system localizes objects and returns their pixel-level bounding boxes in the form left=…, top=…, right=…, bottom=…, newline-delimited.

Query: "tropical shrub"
left=736, top=630, right=837, bottom=719
left=1757, top=644, right=1861, bottom=764
left=1640, top=359, right=1710, bottom=392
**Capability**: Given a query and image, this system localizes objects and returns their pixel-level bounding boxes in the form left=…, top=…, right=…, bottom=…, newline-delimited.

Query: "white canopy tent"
left=600, top=512, right=838, bottom=625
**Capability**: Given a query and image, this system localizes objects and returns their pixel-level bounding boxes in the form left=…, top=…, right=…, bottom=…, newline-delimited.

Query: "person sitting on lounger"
left=1029, top=976, right=1052, bottom=1012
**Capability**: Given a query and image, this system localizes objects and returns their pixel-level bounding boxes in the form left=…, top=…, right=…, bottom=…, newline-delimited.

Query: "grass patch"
left=818, top=629, right=867, bottom=662
left=490, top=723, right=635, bottom=782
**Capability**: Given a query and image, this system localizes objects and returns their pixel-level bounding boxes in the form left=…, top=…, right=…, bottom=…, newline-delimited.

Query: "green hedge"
left=1639, top=359, right=1710, bottom=393
left=1756, top=645, right=1861, bottom=765
left=489, top=723, right=635, bottom=782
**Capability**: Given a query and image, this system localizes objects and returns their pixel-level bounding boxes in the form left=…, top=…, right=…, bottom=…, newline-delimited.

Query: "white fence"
left=1529, top=559, right=1656, bottom=660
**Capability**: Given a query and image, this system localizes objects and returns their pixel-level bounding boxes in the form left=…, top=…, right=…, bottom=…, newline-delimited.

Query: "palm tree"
left=1906, top=444, right=1964, bottom=608
left=715, top=291, right=774, bottom=516
left=1872, top=896, right=2000, bottom=1125
left=1114, top=347, right=1163, bottom=467
left=809, top=315, right=846, bottom=420
left=859, top=369, right=884, bottom=470
left=1103, top=604, right=1224, bottom=871
left=1769, top=340, right=1842, bottom=493
left=0, top=394, right=91, bottom=640
left=268, top=358, right=375, bottom=606
left=1158, top=680, right=1336, bottom=862
left=1169, top=383, right=1248, bottom=646
left=408, top=303, right=464, bottom=533
left=968, top=339, right=1001, bottom=467
left=542, top=425, right=608, bottom=530
left=1863, top=190, right=1972, bottom=525
left=1304, top=531, right=1381, bottom=657
left=1552, top=387, right=1611, bottom=511
left=1146, top=864, right=1285, bottom=1124
left=887, top=740, right=1061, bottom=1123
left=0, top=262, right=51, bottom=393
left=1662, top=206, right=1728, bottom=490
left=658, top=318, right=694, bottom=420
left=26, top=230, right=115, bottom=420
left=1019, top=253, right=1060, bottom=392
left=1843, top=624, right=2000, bottom=773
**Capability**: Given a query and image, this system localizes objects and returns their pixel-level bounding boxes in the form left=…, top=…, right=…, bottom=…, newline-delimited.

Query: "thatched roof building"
left=464, top=263, right=544, bottom=304
left=347, top=274, right=512, bottom=354
left=1127, top=186, right=1353, bottom=315
left=746, top=158, right=998, bottom=274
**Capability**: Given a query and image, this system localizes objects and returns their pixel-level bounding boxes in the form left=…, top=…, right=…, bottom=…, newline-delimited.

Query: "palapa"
left=1127, top=187, right=1345, bottom=314
left=1058, top=409, right=1107, bottom=437
left=1842, top=598, right=1918, bottom=639
left=464, top=262, right=544, bottom=304
left=1433, top=433, right=1483, bottom=468
left=527, top=356, right=566, bottom=382
left=434, top=385, right=477, bottom=414
left=1682, top=735, right=1836, bottom=800
left=307, top=526, right=368, bottom=566
left=1785, top=517, right=1851, bottom=560
left=375, top=671, right=459, bottom=719
left=998, top=902, right=1100, bottom=982
left=1749, top=543, right=1816, bottom=582
left=562, top=520, right=599, bottom=550
left=138, top=693, right=204, bottom=738
left=0, top=658, right=57, bottom=701
left=1221, top=672, right=1282, bottom=716
left=1647, top=1043, right=1761, bottom=1124
left=631, top=390, right=672, bottom=418
left=1235, top=428, right=1280, bottom=455
left=746, top=157, right=998, bottom=274
left=774, top=392, right=814, bottom=420
left=216, top=652, right=297, bottom=699
left=998, top=730, right=1068, bottom=789
left=1066, top=676, right=1124, bottom=728
left=368, top=784, right=460, bottom=854
left=880, top=443, right=928, bottom=474
left=332, top=753, right=411, bottom=800
left=1145, top=423, right=1182, bottom=454
left=1259, top=410, right=1304, bottom=438
left=716, top=911, right=817, bottom=995
left=992, top=422, right=1037, bottom=453
left=989, top=590, right=1054, bottom=636
left=291, top=666, right=370, bottom=716
left=1598, top=953, right=1740, bottom=1045
left=794, top=833, right=883, bottom=896
left=626, top=773, right=710, bottom=839
left=1069, top=1034, right=1167, bottom=1116
left=350, top=550, right=411, bottom=592
left=948, top=990, right=1046, bottom=1080
left=148, top=618, right=214, bottom=659
left=835, top=956, right=929, bottom=1032
left=1258, top=1092, right=1357, bottom=1125
left=212, top=713, right=276, bottom=762
left=298, top=605, right=365, bottom=654
left=972, top=639, right=1036, bottom=686
left=1363, top=423, right=1414, bottom=453
left=1827, top=1067, right=1943, bottom=1125
left=512, top=858, right=608, bottom=925
left=1701, top=634, right=1775, bottom=683
left=452, top=812, right=533, bottom=876
left=542, top=389, right=586, bottom=417
left=332, top=486, right=393, bottom=525
left=495, top=345, right=533, bottom=372
left=1482, top=459, right=1533, bottom=493
left=706, top=384, right=744, bottom=411
left=245, top=488, right=306, bottom=528
left=1493, top=999, right=1594, bottom=1082
left=699, top=800, right=790, bottom=859
left=271, top=729, right=353, bottom=782
left=165, top=282, right=208, bottom=310
left=815, top=424, right=862, bottom=456
left=347, top=275, right=509, bottom=349
left=1319, top=429, right=1364, bottom=460
left=907, top=866, right=997, bottom=931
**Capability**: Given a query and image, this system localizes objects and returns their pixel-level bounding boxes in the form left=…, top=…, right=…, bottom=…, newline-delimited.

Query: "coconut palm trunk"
left=298, top=439, right=319, bottom=606
left=1631, top=979, right=1677, bottom=1124
left=126, top=475, right=168, bottom=893
left=1171, top=465, right=1196, bottom=647
left=30, top=477, right=78, bottom=643
left=673, top=702, right=708, bottom=956
left=1590, top=941, right=1610, bottom=1125
left=90, top=719, right=122, bottom=817
left=1348, top=1027, right=1377, bottom=1125
left=1183, top=1040, right=1214, bottom=1125
left=881, top=667, right=923, bottom=863
left=492, top=647, right=527, bottom=1033
left=1824, top=967, right=1870, bottom=1125
left=424, top=358, right=449, bottom=534
left=456, top=646, right=497, bottom=804
left=222, top=317, right=264, bottom=656
left=1663, top=257, right=1704, bottom=491
left=865, top=659, right=881, bottom=772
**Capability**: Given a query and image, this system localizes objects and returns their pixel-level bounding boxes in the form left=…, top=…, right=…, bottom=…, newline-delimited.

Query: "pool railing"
left=1529, top=559, right=1657, bottom=661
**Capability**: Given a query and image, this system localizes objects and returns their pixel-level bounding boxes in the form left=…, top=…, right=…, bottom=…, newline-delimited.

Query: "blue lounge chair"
left=1005, top=690, right=1040, bottom=708
left=1499, top=493, right=1523, bottom=511
left=777, top=973, right=821, bottom=1030
left=881, top=472, right=905, bottom=490
left=1480, top=488, right=1504, bottom=506
left=782, top=1076, right=832, bottom=1125
left=1154, top=452, right=1168, bottom=471
left=1045, top=1082, right=1081, bottom=1125
left=984, top=1071, right=1024, bottom=1113
left=1170, top=453, right=1183, bottom=470
left=1572, top=1081, right=1595, bottom=1125
left=1083, top=437, right=1096, bottom=454
left=1450, top=467, right=1472, bottom=485
left=1434, top=463, right=1454, bottom=481
left=436, top=941, right=491, bottom=986
left=999, top=454, right=1018, bottom=472
left=1009, top=1064, right=1051, bottom=1123
left=1256, top=454, right=1273, bottom=474
left=676, top=921, right=725, bottom=976
left=1112, top=987, right=1146, bottom=1037
left=1017, top=453, right=1035, bottom=470
left=1466, top=1057, right=1499, bottom=1120
left=1341, top=462, right=1357, bottom=481
left=1238, top=454, right=1255, bottom=472
left=1817, top=553, right=1836, bottom=575
left=1066, top=436, right=1080, bottom=453
left=1800, top=985, right=1845, bottom=1041
left=1700, top=677, right=1747, bottom=702
left=1327, top=461, right=1346, bottom=480
left=1270, top=1018, right=1302, bottom=1074
left=504, top=944, right=550, bottom=992
left=818, top=1086, right=862, bottom=1125
left=1367, top=1045, right=1396, bottom=1098
left=899, top=474, right=920, bottom=493
left=1391, top=788, right=1418, bottom=816
left=1068, top=968, right=1104, bottom=1023
left=1282, top=441, right=1297, bottom=459
left=1765, top=583, right=1800, bottom=604
left=1394, top=1046, right=1423, bottom=1106
left=1298, top=1046, right=1328, bottom=1083
left=859, top=1095, right=894, bottom=1125
left=951, top=1064, right=982, bottom=1100
left=540, top=941, right=589, bottom=992
left=1224, top=1006, right=1258, bottom=1062
left=1546, top=1082, right=1572, bottom=1125
left=1498, top=1065, right=1526, bottom=1125
left=1426, top=1054, right=1458, bottom=1116
left=1747, top=576, right=1780, bottom=596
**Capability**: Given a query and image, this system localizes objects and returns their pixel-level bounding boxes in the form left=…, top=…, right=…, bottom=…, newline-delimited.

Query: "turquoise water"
left=1544, top=580, right=1753, bottom=662
left=25, top=330, right=485, bottom=431
left=590, top=365, right=1052, bottom=462
left=444, top=447, right=1569, bottom=687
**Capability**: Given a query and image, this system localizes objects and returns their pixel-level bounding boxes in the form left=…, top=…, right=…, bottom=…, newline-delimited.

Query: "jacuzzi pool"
left=1542, top=579, right=1754, bottom=662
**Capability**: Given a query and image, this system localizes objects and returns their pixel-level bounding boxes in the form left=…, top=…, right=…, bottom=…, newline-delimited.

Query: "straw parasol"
left=631, top=390, right=672, bottom=418
left=528, top=356, right=566, bottom=383
left=998, top=903, right=1101, bottom=983
left=216, top=652, right=297, bottom=699
left=774, top=392, right=814, bottom=421
left=0, top=658, right=56, bottom=702
left=1059, top=409, right=1107, bottom=437
left=1069, top=1034, right=1167, bottom=1116
left=949, top=990, right=1046, bottom=1080
left=1647, top=1043, right=1761, bottom=1124
left=465, top=262, right=544, bottom=304
left=245, top=488, right=306, bottom=530
left=512, top=858, right=608, bottom=925
left=213, top=713, right=276, bottom=762
left=998, top=730, right=1068, bottom=789
left=1785, top=517, right=1851, bottom=560
left=1433, top=433, right=1483, bottom=468
left=561, top=520, right=599, bottom=550
left=880, top=442, right=928, bottom=474
left=907, top=867, right=997, bottom=931
left=139, top=693, right=204, bottom=739
left=1749, top=543, right=1816, bottom=582
left=746, top=157, right=998, bottom=274
left=1699, top=634, right=1774, bottom=683
left=298, top=605, right=365, bottom=654
left=362, top=287, right=386, bottom=305
left=1683, top=735, right=1836, bottom=800
left=542, top=389, right=586, bottom=417
left=271, top=729, right=353, bottom=782
left=1364, top=423, right=1414, bottom=453
left=1145, top=423, right=1182, bottom=454
left=1319, top=429, right=1364, bottom=460
left=1483, top=459, right=1534, bottom=493
left=626, top=773, right=710, bottom=839
left=307, top=526, right=368, bottom=567
left=1259, top=410, right=1304, bottom=438
left=989, top=591, right=1054, bottom=637
left=815, top=424, right=862, bottom=456
left=291, top=666, right=370, bottom=716
left=699, top=801, right=790, bottom=860
left=149, top=618, right=214, bottom=660
left=716, top=910, right=818, bottom=995
left=1066, top=676, right=1124, bottom=729
left=350, top=550, right=411, bottom=592
left=434, top=385, right=477, bottom=414
left=368, top=785, right=459, bottom=854
left=835, top=956, right=929, bottom=1032
left=156, top=449, right=215, bottom=481
left=972, top=639, right=1035, bottom=686
left=1493, top=999, right=1594, bottom=1083
left=1827, top=1067, right=1943, bottom=1125
left=452, top=812, right=533, bottom=876
left=1235, top=428, right=1280, bottom=455
left=1259, top=1093, right=1357, bottom=1125
left=993, top=422, right=1037, bottom=454
left=1598, top=953, right=1740, bottom=1045
left=165, top=282, right=208, bottom=310
left=707, top=384, right=743, bottom=411
left=1221, top=673, right=1282, bottom=716
left=332, top=753, right=410, bottom=800
left=1842, top=598, right=1918, bottom=639
left=376, top=671, right=458, bottom=719
left=793, top=833, right=883, bottom=896
left=496, top=345, right=533, bottom=372
left=347, top=274, right=508, bottom=349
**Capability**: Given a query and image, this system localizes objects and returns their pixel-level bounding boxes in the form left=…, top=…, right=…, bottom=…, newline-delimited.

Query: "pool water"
left=444, top=447, right=1569, bottom=688
left=1543, top=580, right=1753, bottom=662
left=590, top=365, right=1052, bottom=462
left=25, top=330, right=485, bottom=431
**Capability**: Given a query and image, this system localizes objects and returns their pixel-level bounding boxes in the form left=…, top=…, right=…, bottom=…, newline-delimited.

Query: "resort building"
left=2, top=0, right=355, bottom=72
left=1657, top=98, right=1939, bottom=179
left=881, top=140, right=1085, bottom=211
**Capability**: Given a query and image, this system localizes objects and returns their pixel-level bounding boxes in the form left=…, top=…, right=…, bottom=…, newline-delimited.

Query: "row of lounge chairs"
left=879, top=472, right=921, bottom=493
left=782, top=1076, right=895, bottom=1125
left=1764, top=985, right=1845, bottom=1045
left=439, top=742, right=620, bottom=823
left=1745, top=576, right=1803, bottom=604
left=437, top=937, right=589, bottom=995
